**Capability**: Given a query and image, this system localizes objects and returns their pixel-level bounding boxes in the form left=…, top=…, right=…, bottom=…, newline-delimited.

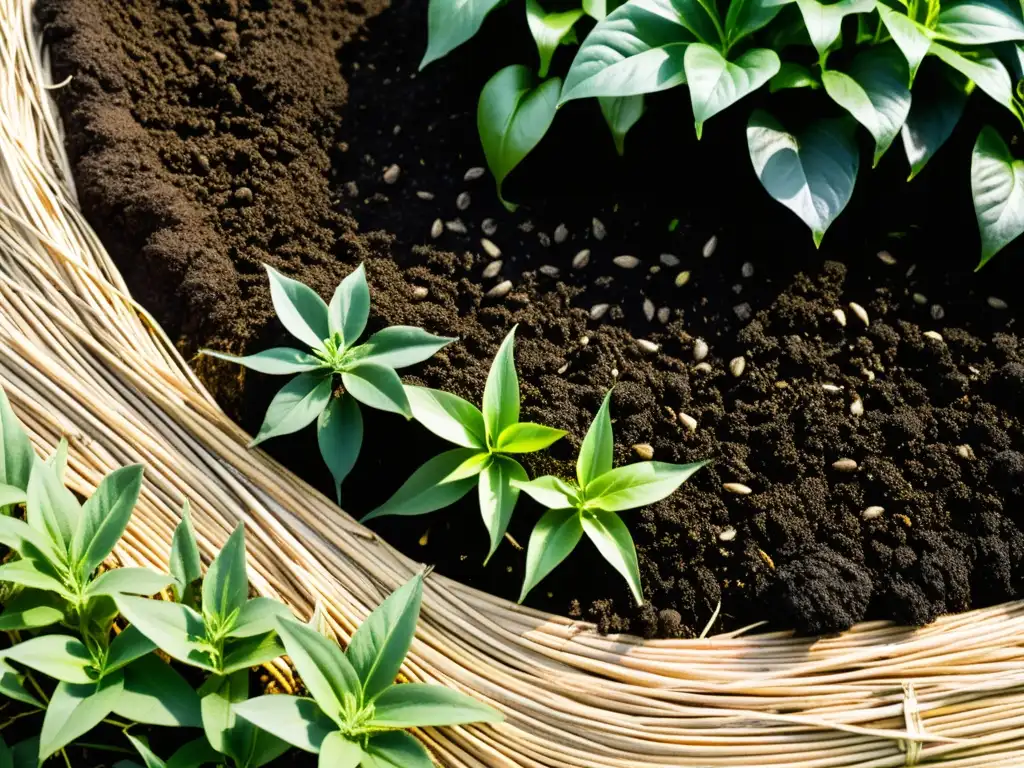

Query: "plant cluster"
left=422, top=0, right=1024, bottom=265
left=0, top=387, right=500, bottom=766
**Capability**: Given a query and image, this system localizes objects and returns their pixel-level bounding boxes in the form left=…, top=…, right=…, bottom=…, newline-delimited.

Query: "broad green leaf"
left=221, top=630, right=286, bottom=674
left=370, top=683, right=503, bottom=728
left=362, top=449, right=479, bottom=522
left=511, top=475, right=579, bottom=509
left=125, top=734, right=167, bottom=768
left=0, top=559, right=71, bottom=598
left=934, top=0, right=1024, bottom=45
left=822, top=45, right=912, bottom=166
left=201, top=671, right=251, bottom=763
left=599, top=95, right=646, bottom=155
left=227, top=597, right=292, bottom=638
left=495, top=422, right=567, bottom=453
left=685, top=44, right=780, bottom=138
left=442, top=451, right=491, bottom=483
left=39, top=674, right=123, bottom=760
left=561, top=0, right=693, bottom=102
left=973, top=125, right=1024, bottom=267
left=10, top=736, right=37, bottom=768
left=341, top=363, right=411, bottom=418
left=577, top=389, right=614, bottom=487
left=581, top=511, right=644, bottom=603
left=204, top=524, right=248, bottom=626
left=350, top=327, right=456, bottom=370
left=113, top=655, right=202, bottom=727
left=275, top=617, right=361, bottom=719
left=0, top=658, right=41, bottom=708
left=901, top=64, right=969, bottom=179
left=166, top=738, right=223, bottom=768
left=420, top=0, right=504, bottom=69
left=584, top=0, right=626, bottom=20
left=795, top=0, right=875, bottom=54
left=265, top=266, right=330, bottom=350
left=876, top=3, right=933, bottom=81
left=770, top=61, right=820, bottom=91
left=584, top=460, right=706, bottom=511
left=347, top=573, right=423, bottom=701
left=26, top=457, right=79, bottom=554
left=0, top=590, right=64, bottom=631
left=116, top=596, right=217, bottom=672
left=201, top=348, right=325, bottom=376
left=747, top=111, right=861, bottom=246
left=233, top=694, right=336, bottom=754
left=251, top=372, right=333, bottom=447
left=362, top=731, right=434, bottom=768
left=72, top=464, right=145, bottom=577
left=46, top=438, right=68, bottom=484
left=0, top=389, right=33, bottom=490
left=929, top=43, right=1017, bottom=114
left=318, top=733, right=364, bottom=768
left=405, top=386, right=486, bottom=450
left=482, top=328, right=520, bottom=445
left=519, top=507, right=584, bottom=602
left=479, top=456, right=527, bottom=563
left=170, top=500, right=202, bottom=604
left=726, top=0, right=786, bottom=45
left=527, top=0, right=585, bottom=78
left=329, top=264, right=371, bottom=348
left=318, top=394, right=363, bottom=504
left=0, top=483, right=25, bottom=509
left=103, top=625, right=157, bottom=674
left=0, top=511, right=58, bottom=561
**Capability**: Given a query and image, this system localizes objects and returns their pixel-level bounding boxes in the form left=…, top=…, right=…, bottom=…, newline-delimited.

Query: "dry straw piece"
left=4, top=6, right=1024, bottom=764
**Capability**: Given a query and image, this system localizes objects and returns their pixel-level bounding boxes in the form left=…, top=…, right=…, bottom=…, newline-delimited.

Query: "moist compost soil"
left=37, top=0, right=1024, bottom=641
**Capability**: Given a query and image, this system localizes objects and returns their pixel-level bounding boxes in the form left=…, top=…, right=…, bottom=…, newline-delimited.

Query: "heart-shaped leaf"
left=725, top=0, right=786, bottom=46
left=972, top=125, right=1024, bottom=267
left=770, top=61, right=820, bottom=91
left=795, top=0, right=875, bottom=54
left=420, top=0, right=504, bottom=69
left=934, top=0, right=1024, bottom=45
left=527, top=0, right=585, bottom=78
left=684, top=44, right=780, bottom=138
left=747, top=110, right=861, bottom=246
left=901, top=63, right=969, bottom=179
left=929, top=42, right=1018, bottom=115
left=599, top=95, right=646, bottom=154
left=876, top=3, right=933, bottom=81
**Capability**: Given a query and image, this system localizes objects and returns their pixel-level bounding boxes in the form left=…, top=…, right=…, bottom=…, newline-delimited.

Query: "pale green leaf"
left=116, top=595, right=216, bottom=672
left=583, top=0, right=626, bottom=20
left=349, top=326, right=456, bottom=370
left=929, top=42, right=1018, bottom=114
left=170, top=500, right=202, bottom=604
left=769, top=61, right=820, bottom=91
left=584, top=460, right=706, bottom=511
left=0, top=389, right=33, bottom=490
left=26, top=457, right=79, bottom=554
left=200, top=671, right=250, bottom=762
left=103, top=626, right=157, bottom=674
left=124, top=733, right=167, bottom=768
left=527, top=0, right=585, bottom=78
left=201, top=348, right=325, bottom=376
left=204, top=524, right=248, bottom=626
left=251, top=372, right=333, bottom=447
left=39, top=675, right=123, bottom=760
left=113, top=655, right=202, bottom=727
left=0, top=590, right=64, bottom=631
left=329, top=264, right=370, bottom=348
left=876, top=3, right=933, bottom=81
left=370, top=683, right=503, bottom=728
left=265, top=266, right=330, bottom=350
left=442, top=451, right=491, bottom=483
left=479, top=456, right=527, bottom=564
left=0, top=658, right=40, bottom=709
left=973, top=125, right=1024, bottom=267
left=481, top=328, right=520, bottom=444
left=901, top=63, right=969, bottom=179
left=221, top=630, right=286, bottom=674
left=934, top=0, right=1024, bottom=45
left=794, top=0, right=875, bottom=54
left=0, top=510, right=58, bottom=561
left=685, top=44, right=780, bottom=138
left=405, top=386, right=486, bottom=450
left=166, top=739, right=222, bottom=768
left=577, top=389, right=614, bottom=487
left=45, top=438, right=68, bottom=484
left=233, top=694, right=336, bottom=754
left=362, top=731, right=434, bottom=768
left=581, top=511, right=644, bottom=603
left=0, top=559, right=72, bottom=599
left=72, top=464, right=145, bottom=577
left=275, top=617, right=361, bottom=720
left=519, top=507, right=584, bottom=602
left=341, top=363, right=411, bottom=418
left=495, top=422, right=567, bottom=453
left=362, top=449, right=480, bottom=522
left=86, top=567, right=172, bottom=599
left=510, top=475, right=579, bottom=509
left=318, top=733, right=364, bottom=768
left=0, top=483, right=25, bottom=509
left=726, top=0, right=787, bottom=45
left=421, top=0, right=504, bottom=69
left=317, top=394, right=363, bottom=504
left=228, top=597, right=292, bottom=639
left=599, top=95, right=646, bottom=155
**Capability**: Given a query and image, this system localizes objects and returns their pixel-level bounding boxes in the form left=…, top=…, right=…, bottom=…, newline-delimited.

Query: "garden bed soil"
left=38, top=0, right=1024, bottom=641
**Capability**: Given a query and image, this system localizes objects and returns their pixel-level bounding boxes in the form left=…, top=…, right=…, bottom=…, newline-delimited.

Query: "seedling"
left=513, top=390, right=706, bottom=603
left=362, top=327, right=567, bottom=562
left=203, top=264, right=455, bottom=501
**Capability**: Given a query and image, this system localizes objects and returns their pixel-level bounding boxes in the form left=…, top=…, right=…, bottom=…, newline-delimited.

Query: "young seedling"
left=512, top=390, right=707, bottom=604
left=362, top=327, right=566, bottom=562
left=203, top=264, right=455, bottom=501
left=233, top=573, right=502, bottom=767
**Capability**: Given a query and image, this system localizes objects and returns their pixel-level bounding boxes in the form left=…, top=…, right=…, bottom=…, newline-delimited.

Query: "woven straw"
left=3, top=1, right=1024, bottom=765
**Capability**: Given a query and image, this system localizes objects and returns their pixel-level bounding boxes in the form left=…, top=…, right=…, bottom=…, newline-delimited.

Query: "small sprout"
left=876, top=250, right=897, bottom=265
left=679, top=412, right=698, bottom=433
left=412, top=286, right=429, bottom=300
left=822, top=383, right=843, bottom=393
left=923, top=330, right=944, bottom=342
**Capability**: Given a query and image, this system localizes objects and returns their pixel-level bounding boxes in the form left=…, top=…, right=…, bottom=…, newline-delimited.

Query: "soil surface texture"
left=39, top=0, right=1024, bottom=639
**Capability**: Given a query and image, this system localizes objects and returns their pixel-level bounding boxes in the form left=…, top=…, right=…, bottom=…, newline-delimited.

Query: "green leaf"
left=201, top=671, right=251, bottom=763
left=204, top=524, right=248, bottom=626
left=876, top=3, right=933, bottom=82
left=482, top=328, right=520, bottom=445
left=901, top=64, right=969, bottom=179
left=934, top=0, right=1024, bottom=45
left=581, top=511, right=644, bottom=603
left=584, top=0, right=626, bottom=19
left=685, top=44, right=780, bottom=139
left=39, top=674, right=123, bottom=761
left=495, top=422, right=566, bottom=453
left=478, top=66, right=561, bottom=210
left=26, top=458, right=79, bottom=554
left=0, top=590, right=64, bottom=631
left=442, top=451, right=491, bottom=483
left=929, top=43, right=1018, bottom=114
left=420, top=0, right=504, bottom=69
left=46, top=438, right=68, bottom=484
left=577, top=389, right=614, bottom=487
left=770, top=61, right=820, bottom=91
left=201, top=348, right=325, bottom=376
left=116, top=596, right=217, bottom=672
left=329, top=264, right=371, bottom=348
left=0, top=513, right=58, bottom=562
left=317, top=394, right=363, bottom=504
left=233, top=694, right=336, bottom=754
left=10, top=736, right=37, bottom=768
left=527, top=0, right=585, bottom=78
left=227, top=597, right=292, bottom=639
left=370, top=683, right=503, bottom=728
left=341, top=363, right=411, bottom=418
left=0, top=658, right=41, bottom=709
left=584, top=460, right=706, bottom=511
left=479, top=456, right=527, bottom=564
left=351, top=327, right=456, bottom=370
left=0, top=483, right=25, bottom=509
left=0, top=389, right=33, bottom=491
left=972, top=125, right=1024, bottom=268
left=347, top=573, right=423, bottom=701
left=275, top=617, right=361, bottom=720
left=362, top=449, right=480, bottom=522
left=170, top=500, right=202, bottom=604
left=519, top=507, right=584, bottom=602
left=103, top=625, right=157, bottom=674
left=747, top=111, right=861, bottom=246
left=726, top=0, right=786, bottom=45
left=0, top=559, right=71, bottom=599
left=251, top=372, right=334, bottom=447
left=822, top=45, right=912, bottom=166
left=599, top=95, right=646, bottom=155
left=405, top=386, right=486, bottom=450
left=794, top=0, right=874, bottom=54
left=362, top=731, right=434, bottom=768
left=265, top=266, right=330, bottom=350
left=124, top=733, right=167, bottom=768
left=166, top=739, right=222, bottom=768
left=221, top=631, right=286, bottom=675
left=318, top=733, right=364, bottom=768
left=113, top=655, right=202, bottom=727
left=72, top=464, right=145, bottom=576
left=511, top=475, right=579, bottom=509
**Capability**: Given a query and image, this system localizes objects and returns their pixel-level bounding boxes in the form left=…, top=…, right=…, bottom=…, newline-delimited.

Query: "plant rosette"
left=361, top=326, right=567, bottom=563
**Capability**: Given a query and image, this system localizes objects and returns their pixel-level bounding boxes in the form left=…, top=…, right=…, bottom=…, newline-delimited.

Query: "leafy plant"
left=362, top=327, right=567, bottom=562
left=203, top=264, right=455, bottom=501
left=233, top=573, right=502, bottom=767
left=512, top=390, right=706, bottom=603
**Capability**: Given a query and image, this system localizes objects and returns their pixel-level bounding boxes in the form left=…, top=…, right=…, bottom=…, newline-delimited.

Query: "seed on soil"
left=611, top=367, right=619, bottom=378
left=850, top=398, right=865, bottom=416
left=723, top=482, right=752, bottom=495
left=849, top=302, right=869, bottom=326
left=554, top=223, right=568, bottom=244
left=695, top=362, right=713, bottom=373
left=702, top=235, right=718, bottom=258
left=660, top=253, right=680, bottom=267
left=988, top=296, right=1008, bottom=310
left=637, top=339, right=660, bottom=354
left=931, top=304, right=945, bottom=320
left=833, top=308, right=847, bottom=327
left=430, top=219, right=443, bottom=239
left=924, top=330, right=944, bottom=342
left=538, top=232, right=552, bottom=247
left=862, top=368, right=876, bottom=381
left=862, top=506, right=885, bottom=520
left=832, top=458, right=858, bottom=472
left=539, top=265, right=560, bottom=278
left=481, top=238, right=501, bottom=258
left=445, top=219, right=468, bottom=234
left=415, top=190, right=435, bottom=201
left=486, top=280, right=512, bottom=299
left=592, top=217, right=607, bottom=240
left=580, top=336, right=589, bottom=347
left=482, top=260, right=503, bottom=279
left=411, top=286, right=429, bottom=300
left=693, top=338, right=709, bottom=361
left=456, top=192, right=471, bottom=210
left=675, top=270, right=691, bottom=287
left=679, top=412, right=698, bottom=432
left=877, top=250, right=897, bottom=265
left=758, top=549, right=776, bottom=570
left=657, top=307, right=670, bottom=324
left=590, top=303, right=610, bottom=321
left=463, top=166, right=485, bottom=181
left=633, top=443, right=654, bottom=460
left=572, top=249, right=591, bottom=269
left=734, top=303, right=752, bottom=321
left=382, top=164, right=401, bottom=184
left=897, top=514, right=912, bottom=527
left=719, top=527, right=737, bottom=542
left=519, top=220, right=535, bottom=233
left=822, top=383, right=843, bottom=392
left=741, top=262, right=754, bottom=278
left=643, top=298, right=655, bottom=321
left=344, top=181, right=359, bottom=198
left=481, top=218, right=498, bottom=236
left=913, top=292, right=928, bottom=305
left=957, top=444, right=975, bottom=460
left=233, top=187, right=253, bottom=204
left=729, top=356, right=746, bottom=377
left=557, top=362, right=570, bottom=375
left=614, top=255, right=640, bottom=269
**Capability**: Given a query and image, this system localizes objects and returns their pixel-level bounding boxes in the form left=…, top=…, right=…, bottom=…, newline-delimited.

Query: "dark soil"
left=37, top=0, right=1024, bottom=646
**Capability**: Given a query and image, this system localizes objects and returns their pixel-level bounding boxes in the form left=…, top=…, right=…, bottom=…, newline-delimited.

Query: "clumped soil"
left=38, top=0, right=1024, bottom=640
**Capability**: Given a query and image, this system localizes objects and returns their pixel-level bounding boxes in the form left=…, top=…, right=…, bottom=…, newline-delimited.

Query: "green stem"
left=0, top=709, right=41, bottom=730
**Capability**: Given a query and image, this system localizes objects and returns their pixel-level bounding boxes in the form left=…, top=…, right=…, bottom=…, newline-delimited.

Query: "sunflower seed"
left=613, top=255, right=640, bottom=269
left=822, top=383, right=843, bottom=393
left=693, top=338, right=709, bottom=361
left=430, top=219, right=444, bottom=239
left=416, top=190, right=435, bottom=201
left=876, top=250, right=897, bottom=265
left=695, top=362, right=713, bottom=373
left=637, top=339, right=660, bottom=354
left=832, top=458, right=858, bottom=472
left=833, top=308, right=847, bottom=327
left=729, top=356, right=746, bottom=377
left=486, top=280, right=512, bottom=299
left=660, top=253, right=680, bottom=267
left=572, top=249, right=591, bottom=269
left=758, top=549, right=776, bottom=570
left=657, top=307, right=670, bottom=324
left=675, top=270, right=691, bottom=287
left=481, top=218, right=498, bottom=236
left=923, top=330, right=944, bottom=342
left=481, top=238, right=501, bottom=258
left=988, top=296, right=1008, bottom=310
left=445, top=219, right=468, bottom=234
left=913, top=292, right=928, bottom=305
left=633, top=443, right=654, bottom=460
left=723, top=482, right=752, bottom=495
left=679, top=412, right=698, bottom=432
left=850, top=398, right=864, bottom=416
left=733, top=303, right=752, bottom=321
left=931, top=304, right=945, bottom=320
left=957, top=444, right=975, bottom=460
left=719, top=527, right=737, bottom=542
left=539, top=265, right=560, bottom=278
left=590, top=303, right=610, bottom=320
left=702, top=235, right=718, bottom=258
left=383, top=164, right=401, bottom=184
left=554, top=223, right=569, bottom=244
left=592, top=218, right=607, bottom=240
left=464, top=166, right=486, bottom=181
left=557, top=362, right=570, bottom=375
left=862, top=506, right=885, bottom=520
left=741, top=262, right=754, bottom=278
left=412, top=286, right=429, bottom=300
left=849, top=302, right=869, bottom=326
left=482, top=260, right=503, bottom=279
left=643, top=298, right=655, bottom=321
left=456, top=192, right=471, bottom=210
left=538, top=231, right=552, bottom=247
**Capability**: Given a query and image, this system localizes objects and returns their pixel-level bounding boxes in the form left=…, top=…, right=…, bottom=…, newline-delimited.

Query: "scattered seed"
left=897, top=514, right=912, bottom=527
left=415, top=190, right=435, bottom=201
left=695, top=362, right=713, bottom=373
left=833, top=308, right=847, bottom=327
left=679, top=412, right=698, bottom=433
left=832, top=458, right=858, bottom=472
left=877, top=250, right=897, bottom=265
left=923, top=330, right=944, bottom=342
left=906, top=264, right=917, bottom=278
left=650, top=265, right=661, bottom=274
left=633, top=443, right=654, bottom=460
left=343, top=181, right=360, bottom=198
left=519, top=220, right=535, bottom=233
left=862, top=368, right=876, bottom=382
left=660, top=253, right=680, bottom=267
left=572, top=249, right=591, bottom=269
left=758, top=549, right=776, bottom=570
left=538, top=232, right=552, bottom=247
left=741, top=262, right=755, bottom=278
left=723, top=482, right=752, bottom=495
left=557, top=362, right=570, bottom=375
left=657, top=307, right=670, bottom=324
left=729, top=356, right=746, bottom=377
left=430, top=219, right=444, bottom=239
left=482, top=260, right=503, bottom=279
left=463, top=166, right=486, bottom=181
left=486, top=280, right=512, bottom=299
left=445, top=219, right=468, bottom=234
left=554, top=223, right=569, bottom=244
left=849, top=302, right=869, bottom=326
left=383, top=164, right=401, bottom=184
left=702, top=235, right=718, bottom=258
left=539, top=265, right=560, bottom=278
left=456, top=191, right=471, bottom=210
left=734, top=303, right=752, bottom=321
left=481, top=238, right=501, bottom=258
left=693, top=338, right=709, bottom=362
left=862, top=506, right=885, bottom=520
left=957, top=444, right=975, bottom=460
left=580, top=336, right=589, bottom=347
left=590, top=303, right=610, bottom=321
left=611, top=367, right=619, bottom=378
left=850, top=398, right=864, bottom=416
left=637, top=339, right=660, bottom=354
left=592, top=218, right=607, bottom=240
left=668, top=270, right=690, bottom=289
left=233, top=187, right=253, bottom=204
left=775, top=381, right=788, bottom=389
left=988, top=296, right=1009, bottom=310
left=614, top=255, right=640, bottom=269
left=913, top=292, right=928, bottom=305
left=411, top=286, right=429, bottom=300
left=642, top=298, right=655, bottom=322
left=931, top=304, right=945, bottom=320
left=719, top=527, right=737, bottom=542
left=418, top=529, right=429, bottom=546
left=822, top=383, right=843, bottom=393
left=481, top=218, right=498, bottom=236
